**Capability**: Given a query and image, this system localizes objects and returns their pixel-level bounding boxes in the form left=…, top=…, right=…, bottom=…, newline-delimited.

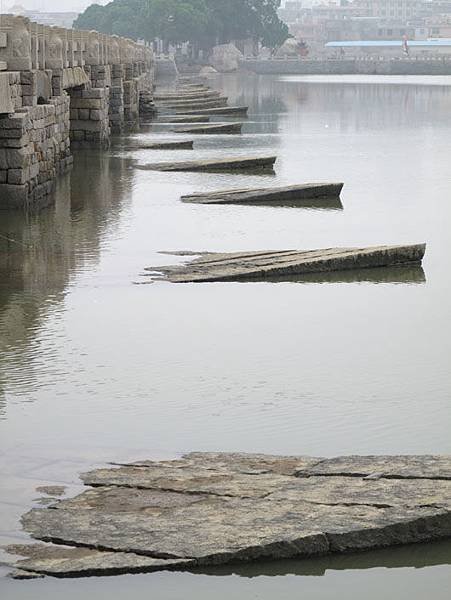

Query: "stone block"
left=0, top=147, right=31, bottom=169
left=69, top=120, right=103, bottom=132
left=8, top=167, right=30, bottom=185
left=90, top=109, right=103, bottom=121
left=78, top=109, right=90, bottom=120
left=0, top=183, right=28, bottom=207
left=81, top=89, right=103, bottom=100
left=0, top=73, right=14, bottom=114
left=70, top=98, right=102, bottom=110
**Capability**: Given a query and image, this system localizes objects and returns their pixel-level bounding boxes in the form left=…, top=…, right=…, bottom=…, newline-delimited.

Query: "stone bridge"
left=0, top=15, right=155, bottom=208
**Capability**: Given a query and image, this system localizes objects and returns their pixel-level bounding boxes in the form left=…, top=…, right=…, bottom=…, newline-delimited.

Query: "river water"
left=0, top=73, right=450, bottom=597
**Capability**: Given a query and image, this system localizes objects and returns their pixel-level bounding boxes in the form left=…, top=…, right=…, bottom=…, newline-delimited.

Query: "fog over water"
left=0, top=72, right=450, bottom=597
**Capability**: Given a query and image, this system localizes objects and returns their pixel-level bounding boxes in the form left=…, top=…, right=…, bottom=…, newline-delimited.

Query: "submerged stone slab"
left=143, top=244, right=426, bottom=283
left=15, top=453, right=451, bottom=579
left=154, top=91, right=220, bottom=101
left=178, top=106, right=249, bottom=116
left=172, top=122, right=243, bottom=134
left=156, top=97, right=228, bottom=110
left=125, top=140, right=194, bottom=150
left=181, top=183, right=344, bottom=205
left=5, top=543, right=192, bottom=578
left=135, top=155, right=276, bottom=173
left=156, top=115, right=210, bottom=123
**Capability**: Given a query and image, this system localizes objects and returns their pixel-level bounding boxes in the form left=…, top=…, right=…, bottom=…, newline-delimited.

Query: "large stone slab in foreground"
left=135, top=155, right=276, bottom=173
left=181, top=183, right=344, bottom=204
left=11, top=453, right=451, bottom=578
left=144, top=244, right=426, bottom=283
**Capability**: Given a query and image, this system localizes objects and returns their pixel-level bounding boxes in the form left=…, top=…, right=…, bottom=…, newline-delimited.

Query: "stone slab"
left=156, top=97, right=228, bottom=110
left=124, top=140, right=194, bottom=150
left=5, top=543, right=193, bottom=578
left=0, top=73, right=14, bottom=114
left=13, top=453, right=451, bottom=578
left=178, top=106, right=249, bottom=116
left=171, top=122, right=242, bottom=135
left=181, top=183, right=344, bottom=204
left=143, top=244, right=426, bottom=283
left=135, top=155, right=276, bottom=173
left=154, top=91, right=220, bottom=101
left=156, top=115, right=210, bottom=123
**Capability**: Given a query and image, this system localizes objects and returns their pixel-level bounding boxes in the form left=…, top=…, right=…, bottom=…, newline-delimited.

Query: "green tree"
left=74, top=0, right=288, bottom=50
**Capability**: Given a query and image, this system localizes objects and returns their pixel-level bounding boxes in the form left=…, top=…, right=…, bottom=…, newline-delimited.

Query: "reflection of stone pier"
left=0, top=15, right=155, bottom=208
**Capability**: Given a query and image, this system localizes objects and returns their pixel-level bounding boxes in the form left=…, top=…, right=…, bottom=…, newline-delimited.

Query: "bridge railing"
left=0, top=14, right=153, bottom=73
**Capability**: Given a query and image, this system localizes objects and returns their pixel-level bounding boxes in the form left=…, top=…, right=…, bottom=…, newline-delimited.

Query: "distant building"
left=353, top=0, right=428, bottom=20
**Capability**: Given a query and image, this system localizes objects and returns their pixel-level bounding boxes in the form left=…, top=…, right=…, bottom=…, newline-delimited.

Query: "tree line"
left=74, top=0, right=289, bottom=51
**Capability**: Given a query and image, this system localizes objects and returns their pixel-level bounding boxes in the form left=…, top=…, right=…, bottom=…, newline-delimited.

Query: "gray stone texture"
left=144, top=244, right=426, bottom=283
left=7, top=453, right=451, bottom=579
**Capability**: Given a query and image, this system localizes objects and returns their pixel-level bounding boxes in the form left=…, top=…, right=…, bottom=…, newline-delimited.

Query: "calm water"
left=0, top=73, right=450, bottom=596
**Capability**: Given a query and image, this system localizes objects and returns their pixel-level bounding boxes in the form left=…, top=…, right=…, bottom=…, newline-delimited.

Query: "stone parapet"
left=0, top=16, right=153, bottom=75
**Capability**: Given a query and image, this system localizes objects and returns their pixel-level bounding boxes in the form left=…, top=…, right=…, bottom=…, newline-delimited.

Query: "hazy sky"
left=3, top=0, right=107, bottom=12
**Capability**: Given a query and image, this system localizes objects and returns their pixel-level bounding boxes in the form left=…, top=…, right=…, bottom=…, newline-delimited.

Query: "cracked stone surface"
left=143, top=244, right=426, bottom=283
left=5, top=543, right=193, bottom=578
left=9, top=453, right=451, bottom=578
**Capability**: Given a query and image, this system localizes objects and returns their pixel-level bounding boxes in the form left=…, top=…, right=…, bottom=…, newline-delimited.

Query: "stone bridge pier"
left=0, top=15, right=154, bottom=208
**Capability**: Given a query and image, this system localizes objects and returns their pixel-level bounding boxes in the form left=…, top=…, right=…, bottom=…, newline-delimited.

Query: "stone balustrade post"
left=0, top=15, right=32, bottom=71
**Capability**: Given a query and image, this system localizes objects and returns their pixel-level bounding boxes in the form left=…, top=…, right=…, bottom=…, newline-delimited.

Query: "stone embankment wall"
left=0, top=15, right=155, bottom=208
left=241, top=58, right=451, bottom=76
left=0, top=96, right=71, bottom=207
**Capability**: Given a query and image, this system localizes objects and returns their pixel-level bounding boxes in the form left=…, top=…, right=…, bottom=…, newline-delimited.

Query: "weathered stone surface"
left=181, top=183, right=344, bottom=205
left=36, top=485, right=67, bottom=497
left=135, top=155, right=276, bottom=173
left=154, top=91, right=220, bottom=101
left=15, top=453, right=451, bottom=578
left=156, top=97, right=228, bottom=110
left=296, top=455, right=451, bottom=480
left=5, top=543, right=193, bottom=578
left=0, top=73, right=14, bottom=114
left=124, top=140, right=194, bottom=150
left=156, top=115, right=210, bottom=123
left=172, top=122, right=243, bottom=135
left=143, top=244, right=426, bottom=283
left=177, top=106, right=248, bottom=116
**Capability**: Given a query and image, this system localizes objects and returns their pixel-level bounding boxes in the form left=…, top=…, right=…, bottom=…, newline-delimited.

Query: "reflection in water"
left=200, top=539, right=451, bottom=578
left=254, top=264, right=426, bottom=285
left=0, top=152, right=133, bottom=399
left=211, top=196, right=344, bottom=210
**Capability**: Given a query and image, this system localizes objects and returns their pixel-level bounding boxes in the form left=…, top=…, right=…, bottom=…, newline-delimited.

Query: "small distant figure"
left=298, top=40, right=309, bottom=58
left=402, top=35, right=409, bottom=56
